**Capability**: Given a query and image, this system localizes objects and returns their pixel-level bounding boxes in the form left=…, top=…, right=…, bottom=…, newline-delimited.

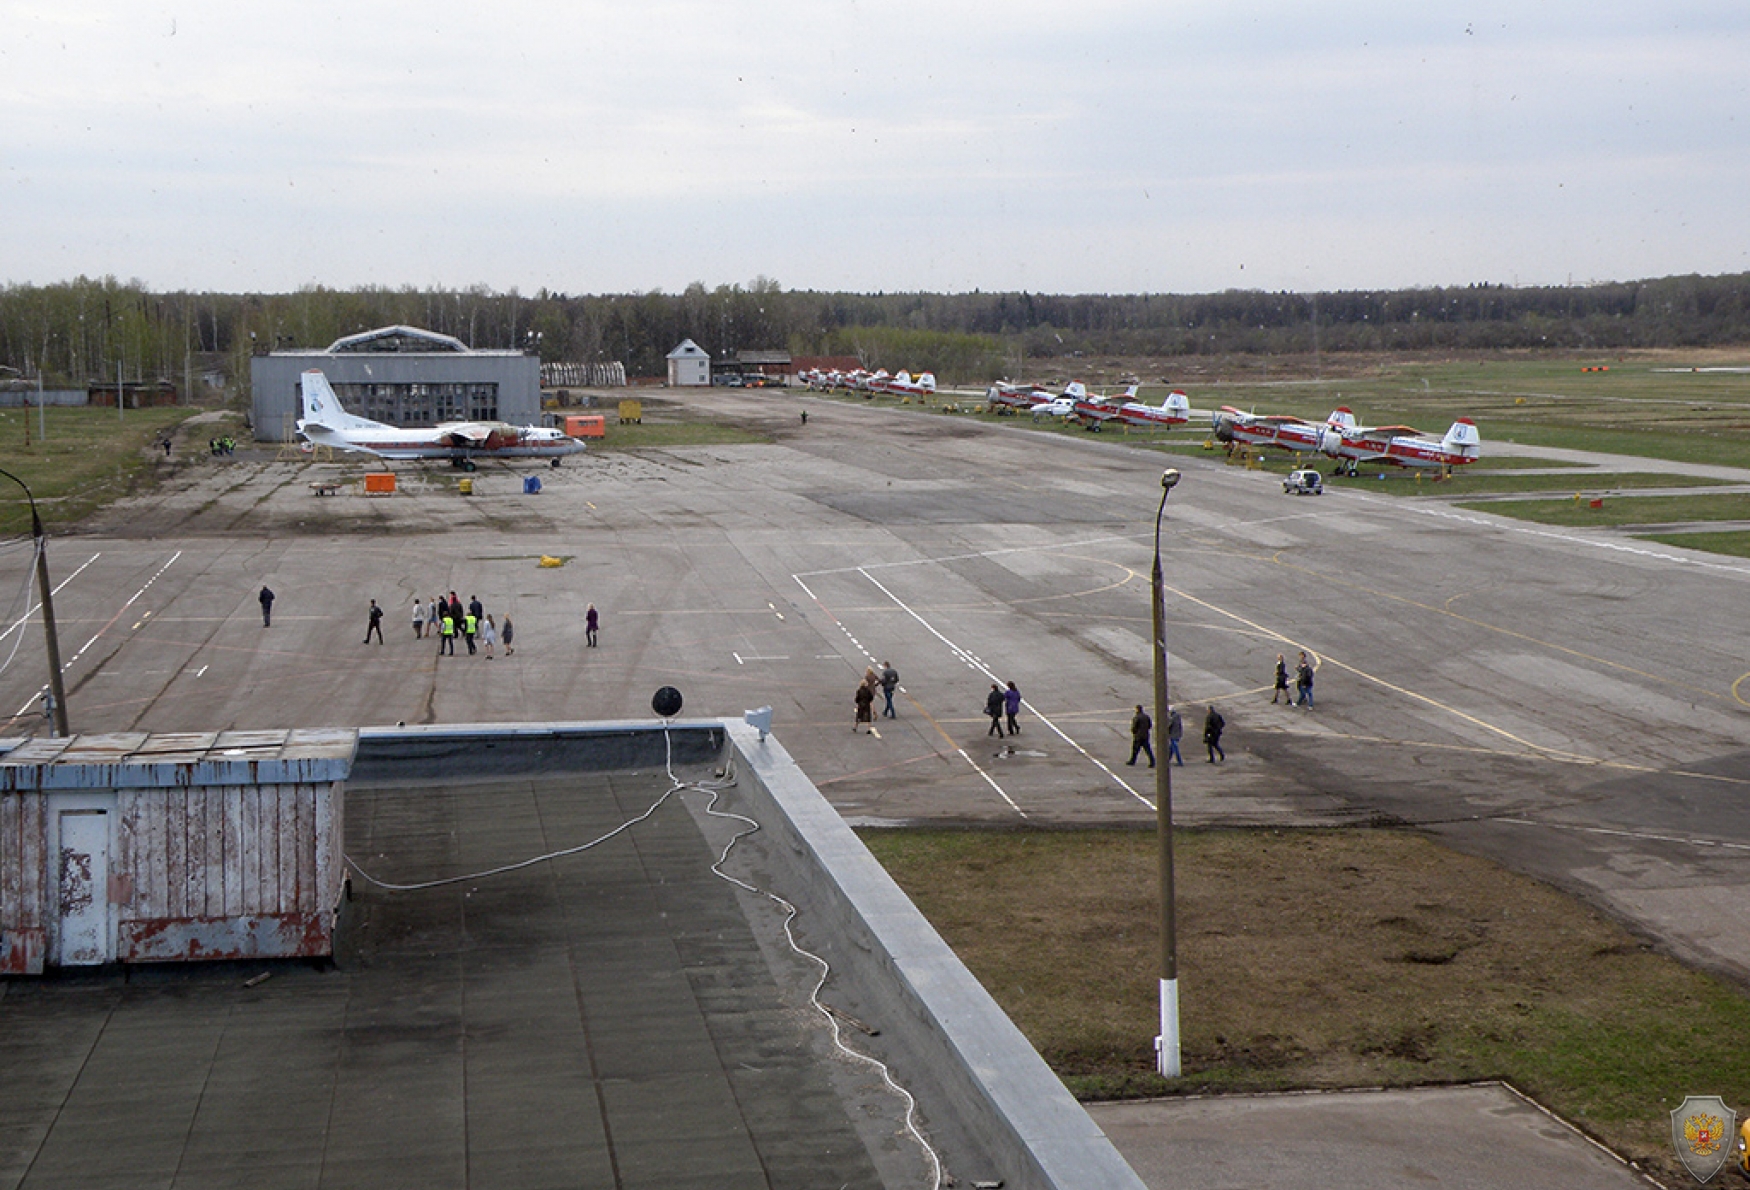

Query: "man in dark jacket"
left=258, top=585, right=274, bottom=627
left=985, top=684, right=1006, bottom=737
left=1128, top=705, right=1154, bottom=767
left=1203, top=706, right=1226, bottom=763
left=880, top=662, right=900, bottom=718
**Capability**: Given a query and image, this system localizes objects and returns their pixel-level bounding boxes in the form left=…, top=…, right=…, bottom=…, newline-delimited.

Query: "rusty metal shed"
left=0, top=729, right=355, bottom=973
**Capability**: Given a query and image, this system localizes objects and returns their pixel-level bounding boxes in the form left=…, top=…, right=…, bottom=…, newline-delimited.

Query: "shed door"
left=55, top=810, right=111, bottom=966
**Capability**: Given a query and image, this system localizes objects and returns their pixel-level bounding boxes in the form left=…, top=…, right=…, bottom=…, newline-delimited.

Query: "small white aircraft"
left=986, top=382, right=1055, bottom=412
left=1113, top=390, right=1192, bottom=429
left=1320, top=417, right=1482, bottom=474
left=296, top=370, right=587, bottom=470
left=1067, top=382, right=1137, bottom=429
left=1213, top=406, right=1356, bottom=455
left=883, top=370, right=936, bottom=397
left=1029, top=394, right=1081, bottom=419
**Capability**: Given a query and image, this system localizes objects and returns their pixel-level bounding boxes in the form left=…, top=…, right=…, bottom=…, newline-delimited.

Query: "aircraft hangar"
left=249, top=324, right=542, bottom=442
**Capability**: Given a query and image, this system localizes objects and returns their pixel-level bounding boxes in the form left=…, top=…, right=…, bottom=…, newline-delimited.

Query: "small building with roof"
left=250, top=325, right=542, bottom=442
left=0, top=729, right=355, bottom=972
left=666, top=339, right=711, bottom=387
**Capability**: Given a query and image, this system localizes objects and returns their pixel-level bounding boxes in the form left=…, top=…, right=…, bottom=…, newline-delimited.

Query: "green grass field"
left=0, top=405, right=198, bottom=536
left=861, top=826, right=1750, bottom=1185
left=1458, top=491, right=1750, bottom=528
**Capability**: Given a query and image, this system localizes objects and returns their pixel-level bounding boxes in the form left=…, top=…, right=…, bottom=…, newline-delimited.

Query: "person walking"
left=880, top=661, right=899, bottom=718
left=258, top=585, right=275, bottom=627
left=364, top=599, right=384, bottom=644
left=1272, top=653, right=1289, bottom=703
left=1203, top=706, right=1226, bottom=763
left=1167, top=705, right=1184, bottom=766
left=854, top=679, right=875, bottom=732
left=411, top=598, right=426, bottom=640
left=428, top=597, right=442, bottom=637
left=586, top=603, right=599, bottom=647
left=481, top=614, right=497, bottom=659
left=501, top=615, right=514, bottom=656
left=1295, top=652, right=1315, bottom=708
left=438, top=607, right=456, bottom=656
left=1128, top=704, right=1154, bottom=767
left=463, top=607, right=478, bottom=655
left=1003, top=680, right=1022, bottom=735
left=985, top=683, right=1006, bottom=737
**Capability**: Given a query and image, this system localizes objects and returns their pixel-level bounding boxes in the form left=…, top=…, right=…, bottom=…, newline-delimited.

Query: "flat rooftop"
left=0, top=724, right=1144, bottom=1189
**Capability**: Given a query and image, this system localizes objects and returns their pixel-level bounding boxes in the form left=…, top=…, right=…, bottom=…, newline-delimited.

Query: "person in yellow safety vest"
left=438, top=611, right=456, bottom=656
left=463, top=611, right=479, bottom=655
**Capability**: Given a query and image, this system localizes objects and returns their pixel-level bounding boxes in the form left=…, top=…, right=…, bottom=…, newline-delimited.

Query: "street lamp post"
left=0, top=468, right=70, bottom=736
left=1152, top=468, right=1181, bottom=1077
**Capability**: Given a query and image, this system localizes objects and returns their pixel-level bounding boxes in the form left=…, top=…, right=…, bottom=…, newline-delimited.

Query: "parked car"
left=1283, top=468, right=1324, bottom=495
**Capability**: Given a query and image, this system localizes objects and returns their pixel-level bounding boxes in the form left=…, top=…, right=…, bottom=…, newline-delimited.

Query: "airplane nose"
left=1212, top=418, right=1234, bottom=443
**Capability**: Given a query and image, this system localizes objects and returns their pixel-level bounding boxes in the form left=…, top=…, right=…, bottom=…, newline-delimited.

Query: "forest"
left=2, top=271, right=1748, bottom=392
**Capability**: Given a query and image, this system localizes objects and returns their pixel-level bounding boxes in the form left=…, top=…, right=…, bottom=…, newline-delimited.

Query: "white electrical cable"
left=0, top=538, right=51, bottom=685
left=343, top=724, right=946, bottom=1189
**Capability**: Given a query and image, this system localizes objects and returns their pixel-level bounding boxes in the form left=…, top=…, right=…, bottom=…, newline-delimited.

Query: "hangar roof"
left=327, top=325, right=470, bottom=354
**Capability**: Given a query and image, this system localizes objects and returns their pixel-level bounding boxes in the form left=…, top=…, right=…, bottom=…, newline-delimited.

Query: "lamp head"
left=1160, top=469, right=1182, bottom=492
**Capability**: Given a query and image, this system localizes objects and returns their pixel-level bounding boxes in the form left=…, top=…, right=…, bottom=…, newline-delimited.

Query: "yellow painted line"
left=1734, top=672, right=1750, bottom=708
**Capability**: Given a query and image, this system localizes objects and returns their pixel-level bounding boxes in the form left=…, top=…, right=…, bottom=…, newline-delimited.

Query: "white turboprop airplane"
left=296, top=370, right=587, bottom=471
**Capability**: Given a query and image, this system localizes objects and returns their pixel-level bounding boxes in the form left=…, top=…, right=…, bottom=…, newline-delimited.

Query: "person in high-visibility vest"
left=438, top=611, right=456, bottom=655
left=463, top=611, right=478, bottom=655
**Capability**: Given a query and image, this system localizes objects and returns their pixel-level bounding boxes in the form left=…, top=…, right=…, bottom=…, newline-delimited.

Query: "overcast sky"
left=3, top=1, right=1746, bottom=296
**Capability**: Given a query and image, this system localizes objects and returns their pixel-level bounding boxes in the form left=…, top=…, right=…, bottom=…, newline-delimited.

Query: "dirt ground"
left=863, top=826, right=1750, bottom=1187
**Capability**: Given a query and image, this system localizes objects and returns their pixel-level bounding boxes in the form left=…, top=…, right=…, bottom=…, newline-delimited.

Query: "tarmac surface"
left=4, top=387, right=1748, bottom=1185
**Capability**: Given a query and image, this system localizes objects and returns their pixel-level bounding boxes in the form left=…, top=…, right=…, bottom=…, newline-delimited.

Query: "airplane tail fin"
left=1443, top=418, right=1481, bottom=456
left=298, top=370, right=379, bottom=433
left=1118, top=384, right=1139, bottom=401
left=1164, top=391, right=1190, bottom=418
left=1064, top=381, right=1087, bottom=400
left=917, top=372, right=936, bottom=393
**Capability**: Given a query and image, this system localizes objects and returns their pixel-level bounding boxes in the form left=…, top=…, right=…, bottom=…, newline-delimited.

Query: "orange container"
left=363, top=472, right=396, bottom=494
left=564, top=415, right=606, bottom=439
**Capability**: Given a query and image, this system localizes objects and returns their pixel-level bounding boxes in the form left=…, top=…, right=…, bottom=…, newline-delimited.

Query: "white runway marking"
left=1497, top=817, right=1750, bottom=853
left=853, top=566, right=1152, bottom=809
left=12, top=551, right=182, bottom=718
left=0, top=551, right=102, bottom=646
left=796, top=570, right=1033, bottom=815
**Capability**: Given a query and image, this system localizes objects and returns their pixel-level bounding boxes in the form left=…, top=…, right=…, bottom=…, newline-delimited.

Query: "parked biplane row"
left=799, top=367, right=937, bottom=397
left=984, top=381, right=1192, bottom=431
left=1212, top=405, right=1482, bottom=473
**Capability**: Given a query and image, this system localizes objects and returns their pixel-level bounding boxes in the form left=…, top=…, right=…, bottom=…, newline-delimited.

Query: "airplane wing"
left=436, top=423, right=495, bottom=448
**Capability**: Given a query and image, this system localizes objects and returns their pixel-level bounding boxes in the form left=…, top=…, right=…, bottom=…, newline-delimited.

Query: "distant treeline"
left=3, top=272, right=1748, bottom=390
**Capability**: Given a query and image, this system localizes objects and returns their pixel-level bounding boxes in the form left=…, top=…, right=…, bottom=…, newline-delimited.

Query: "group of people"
left=409, top=593, right=513, bottom=658
left=1129, top=703, right=1224, bottom=767
left=1272, top=651, right=1316, bottom=707
left=984, top=681, right=1023, bottom=737
left=853, top=661, right=902, bottom=731
left=852, top=666, right=1024, bottom=739
left=207, top=436, right=237, bottom=456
